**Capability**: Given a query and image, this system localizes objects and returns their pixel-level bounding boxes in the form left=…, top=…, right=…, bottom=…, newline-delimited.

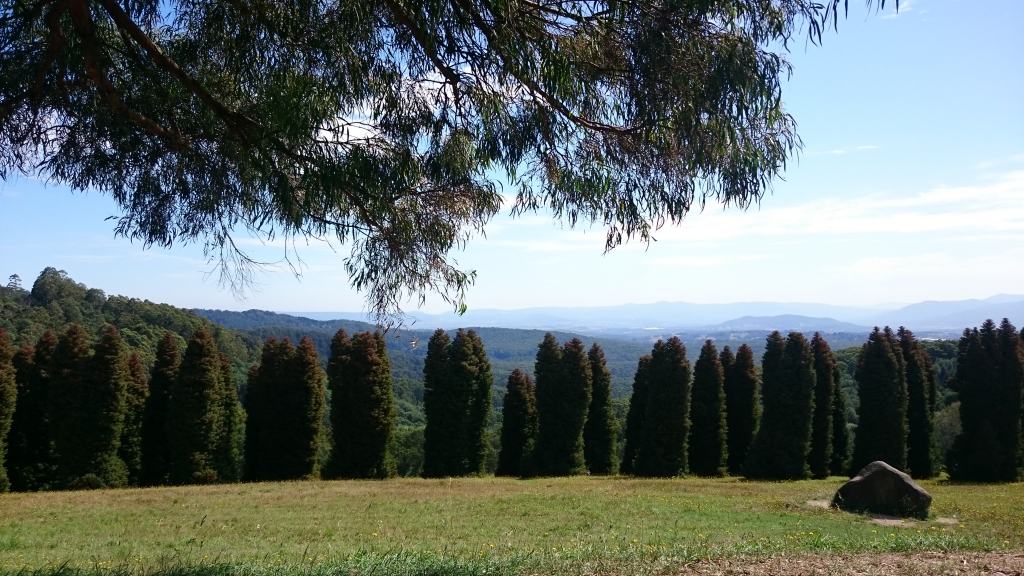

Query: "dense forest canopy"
left=1, top=0, right=895, bottom=322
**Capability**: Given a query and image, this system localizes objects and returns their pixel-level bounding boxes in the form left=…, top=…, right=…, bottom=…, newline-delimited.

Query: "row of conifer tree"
left=0, top=319, right=1021, bottom=492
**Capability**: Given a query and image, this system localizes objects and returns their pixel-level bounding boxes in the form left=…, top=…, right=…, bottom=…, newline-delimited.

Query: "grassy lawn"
left=0, top=476, right=1021, bottom=575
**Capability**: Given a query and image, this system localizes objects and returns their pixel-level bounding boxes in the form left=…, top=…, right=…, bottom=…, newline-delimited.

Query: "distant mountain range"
left=290, top=294, right=1024, bottom=337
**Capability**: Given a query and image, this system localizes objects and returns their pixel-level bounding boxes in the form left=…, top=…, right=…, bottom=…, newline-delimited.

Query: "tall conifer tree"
left=496, top=369, right=538, bottom=477
left=533, top=333, right=564, bottom=475
left=898, top=327, right=936, bottom=478
left=463, top=330, right=493, bottom=475
left=330, top=332, right=396, bottom=478
left=0, top=330, right=15, bottom=492
left=215, top=354, right=245, bottom=482
left=142, top=332, right=180, bottom=485
left=119, top=353, right=149, bottom=485
left=745, top=332, right=814, bottom=479
left=49, top=324, right=92, bottom=486
left=621, top=355, right=651, bottom=475
left=584, top=343, right=618, bottom=475
left=724, top=344, right=759, bottom=476
left=809, top=333, right=836, bottom=479
left=635, top=337, right=691, bottom=477
left=293, top=337, right=327, bottom=477
left=168, top=328, right=223, bottom=484
left=689, top=340, right=727, bottom=476
left=246, top=338, right=294, bottom=480
left=80, top=325, right=130, bottom=487
left=421, top=329, right=453, bottom=477
left=8, top=332, right=58, bottom=490
left=994, top=319, right=1023, bottom=481
left=830, top=365, right=852, bottom=476
left=851, top=327, right=908, bottom=473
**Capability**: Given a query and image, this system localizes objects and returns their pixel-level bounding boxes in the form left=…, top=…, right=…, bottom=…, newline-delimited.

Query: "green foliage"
left=329, top=332, right=396, bottom=479
left=745, top=332, right=814, bottom=480
left=689, top=340, right=727, bottom=477
left=949, top=320, right=1023, bottom=482
left=79, top=325, right=130, bottom=488
left=246, top=337, right=327, bottom=480
left=898, top=327, right=936, bottom=479
left=6, top=331, right=59, bottom=491
left=214, top=354, right=246, bottom=483
left=168, top=328, right=223, bottom=484
left=422, top=329, right=452, bottom=477
left=724, top=344, right=760, bottom=476
left=141, top=332, right=180, bottom=486
left=496, top=369, right=539, bottom=477
left=635, top=337, right=691, bottom=477
left=0, top=0, right=892, bottom=321
left=0, top=330, right=15, bottom=492
left=119, top=353, right=149, bottom=486
left=584, top=344, right=618, bottom=475
left=621, top=356, right=651, bottom=475
left=830, top=365, right=852, bottom=477
left=809, top=333, right=835, bottom=479
left=535, top=336, right=592, bottom=476
left=851, top=327, right=907, bottom=474
left=452, top=330, right=493, bottom=475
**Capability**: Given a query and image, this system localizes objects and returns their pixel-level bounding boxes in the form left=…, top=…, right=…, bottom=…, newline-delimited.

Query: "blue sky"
left=2, top=0, right=1022, bottom=316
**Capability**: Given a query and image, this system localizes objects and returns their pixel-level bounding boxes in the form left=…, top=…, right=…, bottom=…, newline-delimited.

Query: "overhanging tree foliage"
left=0, top=0, right=896, bottom=321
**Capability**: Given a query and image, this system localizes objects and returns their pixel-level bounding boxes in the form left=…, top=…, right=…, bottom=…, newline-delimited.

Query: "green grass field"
left=1, top=477, right=1022, bottom=575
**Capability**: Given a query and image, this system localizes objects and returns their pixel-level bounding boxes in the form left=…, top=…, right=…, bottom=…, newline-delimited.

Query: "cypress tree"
left=536, top=337, right=591, bottom=476
left=898, top=327, right=936, bottom=479
left=292, top=337, right=327, bottom=478
left=246, top=338, right=294, bottom=480
left=724, top=344, right=760, bottom=476
left=851, top=327, right=908, bottom=474
left=8, top=332, right=58, bottom=490
left=584, top=343, right=618, bottom=475
left=621, top=355, right=651, bottom=475
left=142, top=332, right=180, bottom=486
left=463, top=330, right=493, bottom=475
left=214, top=353, right=245, bottom=482
left=421, top=329, right=454, bottom=477
left=635, top=337, right=691, bottom=477
left=0, top=330, right=15, bottom=492
left=994, top=319, right=1023, bottom=481
left=809, top=333, right=835, bottom=479
left=168, top=327, right=223, bottom=484
left=533, top=333, right=564, bottom=475
left=119, top=353, right=149, bottom=486
left=49, top=324, right=93, bottom=486
left=745, top=332, right=814, bottom=480
left=325, top=329, right=352, bottom=478
left=689, top=340, right=727, bottom=477
left=330, top=332, right=396, bottom=479
left=830, top=364, right=852, bottom=476
left=80, top=325, right=130, bottom=488
left=496, top=369, right=538, bottom=477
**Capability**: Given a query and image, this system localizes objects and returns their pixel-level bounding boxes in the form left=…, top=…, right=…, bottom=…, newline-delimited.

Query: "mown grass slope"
left=0, top=477, right=1021, bottom=575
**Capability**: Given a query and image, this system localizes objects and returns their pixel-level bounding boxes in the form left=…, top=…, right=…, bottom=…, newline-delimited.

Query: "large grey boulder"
left=831, top=461, right=932, bottom=519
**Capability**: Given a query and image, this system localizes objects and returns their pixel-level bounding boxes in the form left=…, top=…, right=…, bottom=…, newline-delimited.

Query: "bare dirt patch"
left=680, top=551, right=1024, bottom=575
left=805, top=499, right=830, bottom=509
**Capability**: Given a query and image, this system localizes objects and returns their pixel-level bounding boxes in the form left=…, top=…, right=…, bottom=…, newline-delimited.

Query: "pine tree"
left=745, top=332, right=814, bottom=479
left=994, top=319, right=1023, bottom=481
left=533, top=333, right=564, bottom=475
left=809, top=333, right=835, bottom=479
left=621, top=355, right=651, bottom=475
left=898, top=327, right=936, bottom=479
left=635, top=337, right=691, bottom=477
left=463, top=330, right=493, bottom=475
left=80, top=325, right=130, bottom=488
left=421, top=329, right=453, bottom=477
left=142, top=332, right=180, bottom=486
left=830, top=364, right=852, bottom=476
left=246, top=338, right=294, bottom=480
left=119, top=353, right=149, bottom=486
left=0, top=330, right=16, bottom=492
left=214, top=354, right=245, bottom=482
left=851, top=327, right=907, bottom=474
left=724, top=344, right=759, bottom=476
left=7, top=332, right=58, bottom=491
left=496, top=369, right=538, bottom=477
left=49, top=324, right=93, bottom=487
left=325, top=329, right=352, bottom=478
left=292, top=337, right=327, bottom=478
left=330, top=332, right=396, bottom=478
left=584, top=343, right=618, bottom=475
left=168, top=328, right=223, bottom=484
left=689, top=340, right=727, bottom=476
left=536, top=337, right=591, bottom=476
